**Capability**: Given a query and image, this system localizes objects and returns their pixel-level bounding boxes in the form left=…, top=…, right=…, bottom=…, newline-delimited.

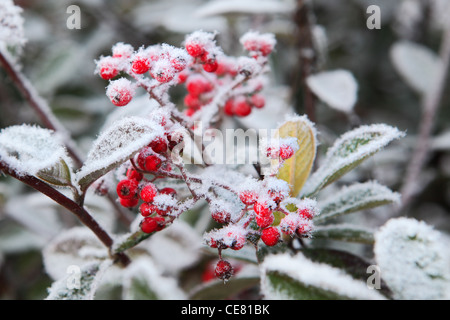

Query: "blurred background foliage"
left=1, top=0, right=449, bottom=299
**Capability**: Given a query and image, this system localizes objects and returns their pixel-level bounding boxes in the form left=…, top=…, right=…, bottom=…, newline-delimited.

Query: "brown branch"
left=400, top=27, right=450, bottom=209
left=0, top=161, right=131, bottom=267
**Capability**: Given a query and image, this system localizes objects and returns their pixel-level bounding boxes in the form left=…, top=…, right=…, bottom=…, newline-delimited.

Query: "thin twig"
left=400, top=27, right=450, bottom=209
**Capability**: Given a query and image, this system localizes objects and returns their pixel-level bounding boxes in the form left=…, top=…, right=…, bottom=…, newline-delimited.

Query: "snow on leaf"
left=0, top=0, right=26, bottom=49
left=46, top=260, right=112, bottom=300
left=315, top=181, right=401, bottom=223
left=75, top=116, right=160, bottom=191
left=306, top=70, right=358, bottom=113
left=43, top=227, right=108, bottom=281
left=301, top=124, right=405, bottom=197
left=273, top=115, right=317, bottom=197
left=122, top=256, right=186, bottom=300
left=390, top=41, right=442, bottom=95
left=260, top=253, right=386, bottom=300
left=374, top=217, right=450, bottom=300
left=313, top=224, right=375, bottom=244
left=194, top=0, right=294, bottom=17
left=0, top=124, right=73, bottom=179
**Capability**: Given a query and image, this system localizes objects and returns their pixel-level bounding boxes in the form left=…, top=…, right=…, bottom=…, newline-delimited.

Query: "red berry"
left=296, top=220, right=313, bottom=236
left=203, top=60, right=218, bottom=73
left=253, top=201, right=272, bottom=216
left=239, top=190, right=258, bottom=206
left=215, top=260, right=233, bottom=281
left=140, top=183, right=158, bottom=203
left=139, top=202, right=157, bottom=217
left=140, top=216, right=165, bottom=233
left=255, top=212, right=274, bottom=229
left=119, top=196, right=139, bottom=208
left=234, top=99, right=252, bottom=117
left=116, top=179, right=138, bottom=199
left=131, top=56, right=150, bottom=74
left=261, top=227, right=280, bottom=246
left=298, top=208, right=314, bottom=220
left=186, top=77, right=212, bottom=96
left=279, top=145, right=295, bottom=160
left=280, top=215, right=299, bottom=236
left=160, top=187, right=177, bottom=197
left=106, top=79, right=134, bottom=107
left=211, top=210, right=231, bottom=224
left=186, top=42, right=205, bottom=57
left=185, top=108, right=196, bottom=117
left=149, top=137, right=168, bottom=154
left=184, top=93, right=201, bottom=109
left=98, top=57, right=119, bottom=80
left=223, top=99, right=235, bottom=116
left=250, top=94, right=265, bottom=109
left=227, top=232, right=246, bottom=250
left=144, top=155, right=162, bottom=172
left=126, top=167, right=143, bottom=181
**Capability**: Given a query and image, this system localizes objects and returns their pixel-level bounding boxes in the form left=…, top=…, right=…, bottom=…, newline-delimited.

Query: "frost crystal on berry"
left=106, top=78, right=136, bottom=106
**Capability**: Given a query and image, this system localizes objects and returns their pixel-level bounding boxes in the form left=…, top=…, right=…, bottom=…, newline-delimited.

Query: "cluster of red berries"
left=96, top=30, right=275, bottom=122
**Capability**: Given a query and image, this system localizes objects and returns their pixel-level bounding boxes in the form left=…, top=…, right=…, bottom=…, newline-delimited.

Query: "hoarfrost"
left=260, top=253, right=386, bottom=300
left=374, top=217, right=450, bottom=299
left=0, top=0, right=26, bottom=49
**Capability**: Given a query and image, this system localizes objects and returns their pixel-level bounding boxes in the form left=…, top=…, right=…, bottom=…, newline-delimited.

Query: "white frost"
left=374, top=217, right=450, bottom=300
left=0, top=0, right=26, bottom=49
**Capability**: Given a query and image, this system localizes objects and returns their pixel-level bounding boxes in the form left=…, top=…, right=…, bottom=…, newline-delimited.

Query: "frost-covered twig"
left=400, top=26, right=450, bottom=208
left=0, top=48, right=84, bottom=168
left=0, top=160, right=131, bottom=267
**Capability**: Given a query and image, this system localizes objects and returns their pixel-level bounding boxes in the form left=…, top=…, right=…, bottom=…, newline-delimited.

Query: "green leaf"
left=75, top=117, right=159, bottom=192
left=189, top=276, right=260, bottom=300
left=301, top=124, right=405, bottom=197
left=312, top=224, right=375, bottom=244
left=36, top=158, right=73, bottom=187
left=274, top=115, right=317, bottom=197
left=314, top=181, right=401, bottom=223
left=260, top=253, right=386, bottom=300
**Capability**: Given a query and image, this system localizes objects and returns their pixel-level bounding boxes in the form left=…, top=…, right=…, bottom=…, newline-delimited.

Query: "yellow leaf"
left=274, top=116, right=316, bottom=197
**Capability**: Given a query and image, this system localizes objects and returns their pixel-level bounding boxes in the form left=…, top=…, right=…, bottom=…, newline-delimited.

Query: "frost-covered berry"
left=296, top=219, right=314, bottom=236
left=143, top=155, right=162, bottom=172
left=240, top=31, right=276, bottom=57
left=280, top=214, right=300, bottom=236
left=119, top=196, right=139, bottom=208
left=140, top=183, right=158, bottom=203
left=131, top=55, right=151, bottom=74
left=184, top=93, right=201, bottom=110
left=139, top=202, right=157, bottom=217
left=112, top=42, right=134, bottom=59
left=255, top=211, right=274, bottom=229
left=223, top=99, right=235, bottom=116
left=160, top=187, right=177, bottom=197
left=106, top=78, right=135, bottom=107
left=215, top=260, right=233, bottom=281
left=97, top=56, right=119, bottom=80
left=185, top=41, right=205, bottom=58
left=279, top=145, right=295, bottom=160
left=186, top=75, right=213, bottom=96
left=116, top=179, right=138, bottom=199
left=250, top=94, right=265, bottom=109
left=126, top=167, right=143, bottom=181
left=149, top=137, right=168, bottom=154
left=239, top=190, right=258, bottom=206
left=211, top=209, right=231, bottom=224
left=140, top=216, right=165, bottom=233
left=203, top=60, right=218, bottom=73
left=261, top=227, right=280, bottom=246
left=253, top=201, right=272, bottom=217
left=150, top=59, right=176, bottom=83
left=298, top=208, right=314, bottom=220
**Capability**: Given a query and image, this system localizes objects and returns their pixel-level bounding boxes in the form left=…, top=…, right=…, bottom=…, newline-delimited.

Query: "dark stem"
left=0, top=161, right=131, bottom=267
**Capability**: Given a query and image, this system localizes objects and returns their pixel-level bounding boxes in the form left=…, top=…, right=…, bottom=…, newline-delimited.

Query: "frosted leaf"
left=143, top=220, right=202, bottom=275
left=122, top=256, right=186, bottom=300
left=46, top=260, right=112, bottom=300
left=313, top=224, right=375, bottom=244
left=195, top=0, right=293, bottom=17
left=315, top=181, right=401, bottom=223
left=301, top=124, right=405, bottom=197
left=260, top=253, right=386, bottom=300
left=390, top=41, right=442, bottom=95
left=0, top=124, right=73, bottom=178
left=0, top=0, right=26, bottom=49
left=43, top=227, right=108, bottom=281
left=76, top=116, right=161, bottom=191
left=374, top=217, right=450, bottom=300
left=306, top=70, right=358, bottom=113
